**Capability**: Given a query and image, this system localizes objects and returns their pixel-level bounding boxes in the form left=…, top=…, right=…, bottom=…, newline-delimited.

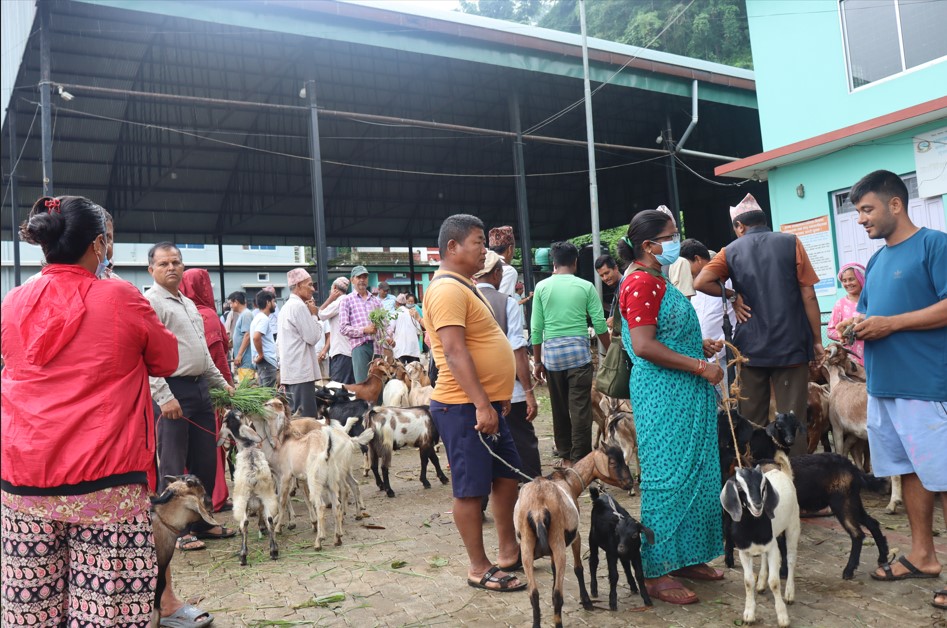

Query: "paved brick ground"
left=172, top=396, right=947, bottom=628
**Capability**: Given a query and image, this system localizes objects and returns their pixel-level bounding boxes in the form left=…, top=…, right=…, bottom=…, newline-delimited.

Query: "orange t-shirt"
left=702, top=236, right=819, bottom=287
left=423, top=271, right=515, bottom=405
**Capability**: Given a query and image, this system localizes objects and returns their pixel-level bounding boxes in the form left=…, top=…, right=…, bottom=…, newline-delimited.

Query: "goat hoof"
left=286, top=523, right=296, bottom=531
left=270, top=551, right=279, bottom=560
left=334, top=537, right=342, bottom=546
left=421, top=482, right=431, bottom=489
left=239, top=557, right=248, bottom=566
left=842, top=570, right=855, bottom=580
left=386, top=490, right=396, bottom=498
left=439, top=477, right=450, bottom=485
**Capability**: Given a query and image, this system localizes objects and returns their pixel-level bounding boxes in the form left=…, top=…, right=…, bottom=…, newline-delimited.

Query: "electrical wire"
left=672, top=153, right=754, bottom=187
left=0, top=103, right=41, bottom=211
left=23, top=100, right=671, bottom=179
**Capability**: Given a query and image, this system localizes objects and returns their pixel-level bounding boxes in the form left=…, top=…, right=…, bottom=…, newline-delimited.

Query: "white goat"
left=382, top=378, right=410, bottom=407
left=365, top=406, right=448, bottom=497
left=217, top=410, right=280, bottom=566
left=721, top=451, right=800, bottom=628
left=405, top=361, right=434, bottom=406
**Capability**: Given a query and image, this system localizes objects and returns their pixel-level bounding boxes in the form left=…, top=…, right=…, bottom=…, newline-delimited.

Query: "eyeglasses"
left=652, top=233, right=680, bottom=244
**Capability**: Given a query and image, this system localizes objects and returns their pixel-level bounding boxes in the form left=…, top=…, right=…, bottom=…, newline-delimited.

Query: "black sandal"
left=467, top=566, right=526, bottom=592
left=933, top=589, right=947, bottom=611
left=499, top=553, right=522, bottom=571
left=871, top=555, right=939, bottom=581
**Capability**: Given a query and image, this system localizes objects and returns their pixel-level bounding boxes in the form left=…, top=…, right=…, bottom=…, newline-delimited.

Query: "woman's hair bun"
left=20, top=197, right=66, bottom=248
left=18, top=195, right=107, bottom=265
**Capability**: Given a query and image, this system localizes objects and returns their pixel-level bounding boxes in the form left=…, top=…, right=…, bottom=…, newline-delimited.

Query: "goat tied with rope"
left=513, top=443, right=634, bottom=628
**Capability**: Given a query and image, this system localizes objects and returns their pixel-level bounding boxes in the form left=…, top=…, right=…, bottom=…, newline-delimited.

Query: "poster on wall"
left=914, top=126, right=947, bottom=199
left=780, top=215, right=836, bottom=297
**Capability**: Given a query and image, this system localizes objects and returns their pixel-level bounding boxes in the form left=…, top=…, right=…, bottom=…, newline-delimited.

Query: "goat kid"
left=823, top=344, right=869, bottom=469
left=364, top=405, right=448, bottom=496
left=721, top=451, right=800, bottom=628
left=150, top=475, right=218, bottom=628
left=587, top=487, right=653, bottom=610
left=217, top=410, right=280, bottom=566
left=514, top=444, right=634, bottom=628
left=343, top=358, right=391, bottom=403
left=603, top=402, right=639, bottom=495
left=405, top=360, right=434, bottom=406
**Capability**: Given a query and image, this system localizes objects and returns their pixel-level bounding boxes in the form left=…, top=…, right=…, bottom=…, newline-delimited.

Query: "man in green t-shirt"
left=531, top=241, right=610, bottom=465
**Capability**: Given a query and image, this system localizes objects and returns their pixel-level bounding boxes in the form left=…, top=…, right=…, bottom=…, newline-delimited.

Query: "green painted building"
left=717, top=0, right=947, bottom=312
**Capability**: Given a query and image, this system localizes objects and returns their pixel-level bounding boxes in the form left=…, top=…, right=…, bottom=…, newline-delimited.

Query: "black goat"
left=587, top=487, right=653, bottom=609
left=762, top=432, right=890, bottom=580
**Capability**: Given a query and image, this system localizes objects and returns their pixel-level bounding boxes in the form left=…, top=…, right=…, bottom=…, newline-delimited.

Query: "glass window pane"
left=899, top=0, right=947, bottom=68
left=843, top=0, right=902, bottom=87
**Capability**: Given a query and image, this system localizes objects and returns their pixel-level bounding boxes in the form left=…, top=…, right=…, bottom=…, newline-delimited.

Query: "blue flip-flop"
left=159, top=603, right=213, bottom=628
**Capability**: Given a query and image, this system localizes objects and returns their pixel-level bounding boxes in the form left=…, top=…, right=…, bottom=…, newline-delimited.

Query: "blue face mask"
left=95, top=234, right=110, bottom=279
left=654, top=240, right=681, bottom=266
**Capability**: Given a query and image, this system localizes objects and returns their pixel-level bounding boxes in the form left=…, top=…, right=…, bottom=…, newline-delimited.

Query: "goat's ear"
left=239, top=424, right=262, bottom=443
left=640, top=524, right=655, bottom=546
left=589, top=486, right=600, bottom=501
left=720, top=481, right=743, bottom=522
left=215, top=428, right=231, bottom=448
left=763, top=478, right=780, bottom=520
left=765, top=422, right=778, bottom=438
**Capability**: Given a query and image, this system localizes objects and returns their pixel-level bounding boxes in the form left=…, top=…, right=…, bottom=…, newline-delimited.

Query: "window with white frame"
left=840, top=0, right=947, bottom=89
left=257, top=272, right=270, bottom=282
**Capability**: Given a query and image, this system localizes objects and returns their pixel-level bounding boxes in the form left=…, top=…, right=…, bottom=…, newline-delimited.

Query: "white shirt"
left=277, top=293, right=323, bottom=384
left=318, top=297, right=352, bottom=358
left=692, top=278, right=736, bottom=365
left=391, top=306, right=422, bottom=359
left=478, top=282, right=527, bottom=403
left=499, top=264, right=518, bottom=297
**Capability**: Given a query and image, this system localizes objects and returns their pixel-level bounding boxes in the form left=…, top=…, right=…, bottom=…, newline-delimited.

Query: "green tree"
left=467, top=0, right=752, bottom=69
left=458, top=0, right=555, bottom=25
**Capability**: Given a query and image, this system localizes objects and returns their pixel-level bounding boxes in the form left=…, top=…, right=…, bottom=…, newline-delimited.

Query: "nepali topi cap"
left=488, top=226, right=514, bottom=249
left=730, top=193, right=764, bottom=221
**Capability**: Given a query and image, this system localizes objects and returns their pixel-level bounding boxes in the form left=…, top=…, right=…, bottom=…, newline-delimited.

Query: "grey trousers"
left=545, top=363, right=594, bottom=462
left=256, top=360, right=278, bottom=387
left=286, top=381, right=317, bottom=418
left=739, top=364, right=810, bottom=456
left=352, top=342, right=374, bottom=384
left=329, top=354, right=355, bottom=384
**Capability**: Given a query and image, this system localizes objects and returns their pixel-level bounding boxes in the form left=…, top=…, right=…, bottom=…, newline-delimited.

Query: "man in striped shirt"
left=340, top=265, right=385, bottom=384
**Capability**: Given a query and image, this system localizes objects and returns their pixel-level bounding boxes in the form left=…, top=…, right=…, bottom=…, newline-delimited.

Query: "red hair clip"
left=45, top=198, right=61, bottom=214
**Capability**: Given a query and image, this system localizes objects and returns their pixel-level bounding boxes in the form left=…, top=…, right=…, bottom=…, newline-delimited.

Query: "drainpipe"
left=675, top=80, right=699, bottom=153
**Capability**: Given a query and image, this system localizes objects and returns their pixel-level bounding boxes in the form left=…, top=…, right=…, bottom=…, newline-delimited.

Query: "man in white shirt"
left=277, top=268, right=322, bottom=416
left=318, top=277, right=354, bottom=383
left=489, top=225, right=519, bottom=297
left=682, top=239, right=736, bottom=386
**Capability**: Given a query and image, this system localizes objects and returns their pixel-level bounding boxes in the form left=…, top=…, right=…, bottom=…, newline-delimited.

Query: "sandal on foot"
left=159, top=603, right=213, bottom=627
left=499, top=553, right=522, bottom=572
left=194, top=526, right=236, bottom=540
left=467, top=566, right=526, bottom=592
left=871, top=555, right=939, bottom=581
left=175, top=535, right=206, bottom=552
left=670, top=564, right=725, bottom=581
left=646, top=579, right=698, bottom=605
left=933, top=589, right=947, bottom=611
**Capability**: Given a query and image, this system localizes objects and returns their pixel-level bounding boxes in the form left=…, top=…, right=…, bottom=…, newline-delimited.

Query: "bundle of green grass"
left=210, top=376, right=280, bottom=416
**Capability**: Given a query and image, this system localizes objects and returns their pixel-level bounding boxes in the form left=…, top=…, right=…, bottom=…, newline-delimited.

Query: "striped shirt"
left=339, top=291, right=384, bottom=352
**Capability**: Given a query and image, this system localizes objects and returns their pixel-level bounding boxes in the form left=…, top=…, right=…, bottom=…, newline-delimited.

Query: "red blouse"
left=619, top=271, right=667, bottom=329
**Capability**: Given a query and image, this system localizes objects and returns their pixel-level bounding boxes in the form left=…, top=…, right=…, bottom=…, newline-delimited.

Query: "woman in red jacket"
left=1, top=196, right=179, bottom=627
left=180, top=268, right=234, bottom=513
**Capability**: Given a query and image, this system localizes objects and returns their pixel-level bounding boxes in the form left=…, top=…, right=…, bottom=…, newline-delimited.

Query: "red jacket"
left=1, top=265, right=179, bottom=494
left=180, top=269, right=233, bottom=386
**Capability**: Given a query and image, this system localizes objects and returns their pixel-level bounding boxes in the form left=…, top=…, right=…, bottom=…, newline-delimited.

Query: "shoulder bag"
left=594, top=277, right=632, bottom=398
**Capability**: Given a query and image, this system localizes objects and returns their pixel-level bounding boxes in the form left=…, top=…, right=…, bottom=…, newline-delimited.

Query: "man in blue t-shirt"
left=228, top=291, right=255, bottom=378
left=251, top=291, right=279, bottom=387
left=840, top=170, right=947, bottom=607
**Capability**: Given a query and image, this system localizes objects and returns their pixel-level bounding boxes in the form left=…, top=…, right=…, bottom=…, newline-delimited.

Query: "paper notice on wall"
left=780, top=215, right=836, bottom=297
left=914, top=126, right=947, bottom=199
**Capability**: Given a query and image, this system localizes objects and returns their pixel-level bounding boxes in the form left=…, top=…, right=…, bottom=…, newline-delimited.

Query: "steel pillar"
left=305, top=80, right=330, bottom=303
left=508, top=93, right=534, bottom=307
left=217, top=236, right=226, bottom=308
left=8, top=106, right=22, bottom=286
left=39, top=1, right=53, bottom=196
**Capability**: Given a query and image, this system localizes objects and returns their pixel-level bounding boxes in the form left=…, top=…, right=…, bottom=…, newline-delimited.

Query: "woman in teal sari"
left=617, top=209, right=726, bottom=605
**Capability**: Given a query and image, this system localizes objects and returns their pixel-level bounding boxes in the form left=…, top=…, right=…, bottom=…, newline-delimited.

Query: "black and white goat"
left=150, top=475, right=218, bottom=628
left=587, top=487, right=652, bottom=610
left=361, top=405, right=448, bottom=497
left=721, top=451, right=800, bottom=628
left=217, top=409, right=280, bottom=566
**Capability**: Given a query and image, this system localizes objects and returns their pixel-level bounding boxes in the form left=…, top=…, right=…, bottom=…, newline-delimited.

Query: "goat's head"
left=765, top=411, right=804, bottom=450
left=217, top=409, right=264, bottom=449
left=720, top=466, right=779, bottom=522
left=593, top=443, right=634, bottom=491
left=616, top=516, right=655, bottom=556
left=718, top=408, right=754, bottom=452
left=404, top=361, right=424, bottom=383
left=150, top=475, right=218, bottom=529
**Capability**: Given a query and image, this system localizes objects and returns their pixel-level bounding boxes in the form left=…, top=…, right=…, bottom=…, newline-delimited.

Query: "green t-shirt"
left=530, top=273, right=607, bottom=342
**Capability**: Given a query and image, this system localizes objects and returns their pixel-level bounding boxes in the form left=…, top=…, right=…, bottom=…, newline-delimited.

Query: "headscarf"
left=837, top=262, right=866, bottom=288
left=180, top=268, right=234, bottom=385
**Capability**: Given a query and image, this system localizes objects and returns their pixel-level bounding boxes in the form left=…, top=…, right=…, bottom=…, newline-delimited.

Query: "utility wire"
left=0, top=103, right=41, bottom=211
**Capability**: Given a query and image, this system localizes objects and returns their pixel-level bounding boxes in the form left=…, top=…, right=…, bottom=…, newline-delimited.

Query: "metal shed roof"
left=2, top=0, right=766, bottom=251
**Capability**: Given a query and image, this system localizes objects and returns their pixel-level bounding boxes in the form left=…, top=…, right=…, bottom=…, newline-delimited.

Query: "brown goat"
left=806, top=382, right=831, bottom=453
left=823, top=344, right=868, bottom=470
left=514, top=445, right=634, bottom=628
left=150, top=475, right=218, bottom=628
left=343, top=358, right=391, bottom=403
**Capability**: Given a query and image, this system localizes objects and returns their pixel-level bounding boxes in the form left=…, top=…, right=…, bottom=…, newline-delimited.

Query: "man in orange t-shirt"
left=424, top=213, right=525, bottom=593
left=694, top=194, right=824, bottom=455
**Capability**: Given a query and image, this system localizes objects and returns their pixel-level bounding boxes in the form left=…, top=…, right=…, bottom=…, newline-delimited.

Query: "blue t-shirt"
left=251, top=312, right=279, bottom=368
left=232, top=309, right=254, bottom=369
left=857, top=228, right=947, bottom=401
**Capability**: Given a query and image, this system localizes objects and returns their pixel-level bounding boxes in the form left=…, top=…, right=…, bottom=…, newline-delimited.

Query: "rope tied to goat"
left=719, top=340, right=749, bottom=469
